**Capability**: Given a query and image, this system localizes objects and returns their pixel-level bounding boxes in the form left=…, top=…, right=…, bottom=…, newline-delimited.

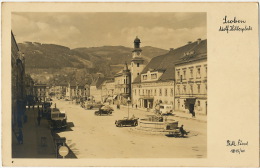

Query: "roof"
left=133, top=39, right=207, bottom=83
left=91, top=77, right=112, bottom=89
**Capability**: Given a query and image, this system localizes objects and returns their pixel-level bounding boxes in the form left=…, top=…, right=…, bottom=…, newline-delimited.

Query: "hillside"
left=18, top=42, right=168, bottom=84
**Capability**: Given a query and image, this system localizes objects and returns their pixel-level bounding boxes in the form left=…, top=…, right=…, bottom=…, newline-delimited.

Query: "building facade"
left=174, top=39, right=207, bottom=115
left=65, top=81, right=89, bottom=101
left=90, top=77, right=107, bottom=103
left=12, top=31, right=26, bottom=129
left=114, top=63, right=131, bottom=105
left=24, top=74, right=35, bottom=105
left=34, top=84, right=47, bottom=102
left=101, top=79, right=115, bottom=103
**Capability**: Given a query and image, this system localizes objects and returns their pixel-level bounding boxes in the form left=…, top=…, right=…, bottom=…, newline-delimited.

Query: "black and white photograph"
left=11, top=12, right=207, bottom=159
left=2, top=2, right=259, bottom=167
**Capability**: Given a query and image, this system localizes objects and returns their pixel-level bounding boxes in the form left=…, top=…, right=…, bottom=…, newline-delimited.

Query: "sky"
left=12, top=12, right=206, bottom=50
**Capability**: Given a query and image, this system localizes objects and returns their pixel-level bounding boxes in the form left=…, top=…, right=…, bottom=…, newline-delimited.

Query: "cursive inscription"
left=219, top=16, right=252, bottom=33
left=223, top=16, right=246, bottom=24
left=226, top=139, right=248, bottom=154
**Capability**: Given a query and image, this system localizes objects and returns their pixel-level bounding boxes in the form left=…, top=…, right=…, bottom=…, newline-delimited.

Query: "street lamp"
left=127, top=97, right=131, bottom=119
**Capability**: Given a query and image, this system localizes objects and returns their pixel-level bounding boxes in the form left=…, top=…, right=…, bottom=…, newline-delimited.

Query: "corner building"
left=174, top=39, right=207, bottom=115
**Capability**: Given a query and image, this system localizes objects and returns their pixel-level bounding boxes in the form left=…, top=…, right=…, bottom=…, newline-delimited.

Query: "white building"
left=174, top=39, right=207, bottom=115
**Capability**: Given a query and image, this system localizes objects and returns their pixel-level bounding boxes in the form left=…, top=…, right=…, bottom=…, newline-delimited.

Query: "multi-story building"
left=65, top=81, right=89, bottom=101
left=174, top=39, right=207, bottom=115
left=114, top=63, right=131, bottom=105
left=90, top=77, right=108, bottom=103
left=24, top=74, right=35, bottom=105
left=132, top=49, right=180, bottom=109
left=101, top=79, right=115, bottom=104
left=34, top=84, right=47, bottom=102
left=11, top=31, right=26, bottom=129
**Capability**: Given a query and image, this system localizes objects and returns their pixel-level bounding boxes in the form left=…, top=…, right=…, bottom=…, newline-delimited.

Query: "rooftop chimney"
left=187, top=41, right=192, bottom=44
left=197, top=38, right=201, bottom=44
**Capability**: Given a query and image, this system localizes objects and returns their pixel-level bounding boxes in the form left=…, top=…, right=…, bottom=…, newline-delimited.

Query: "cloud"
left=12, top=12, right=206, bottom=49
left=121, top=26, right=206, bottom=49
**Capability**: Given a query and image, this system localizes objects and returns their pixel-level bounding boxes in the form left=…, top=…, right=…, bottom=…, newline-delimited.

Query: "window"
left=197, top=68, right=201, bottom=78
left=139, top=89, right=140, bottom=95
left=143, top=75, right=147, bottom=80
left=165, top=89, right=168, bottom=96
left=190, top=69, right=193, bottom=78
left=154, top=89, right=157, bottom=96
left=177, top=71, right=180, bottom=78
left=135, top=89, right=136, bottom=96
left=151, top=73, right=157, bottom=79
left=159, top=89, right=162, bottom=96
left=183, top=70, right=186, bottom=79
left=137, top=73, right=140, bottom=76
left=143, top=89, right=144, bottom=95
left=170, top=88, right=173, bottom=96
left=124, top=79, right=126, bottom=84
left=183, top=85, right=186, bottom=94
left=205, top=66, right=207, bottom=77
left=151, top=89, right=153, bottom=96
left=177, top=85, right=180, bottom=94
left=198, top=84, right=200, bottom=93
left=180, top=75, right=183, bottom=82
left=137, top=63, right=140, bottom=67
left=190, top=84, right=193, bottom=94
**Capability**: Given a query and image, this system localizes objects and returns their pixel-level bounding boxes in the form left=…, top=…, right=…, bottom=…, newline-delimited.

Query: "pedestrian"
left=179, top=125, right=188, bottom=137
left=192, top=111, right=196, bottom=118
left=136, top=104, right=137, bottom=109
left=18, top=129, right=23, bottom=144
left=37, top=116, right=41, bottom=126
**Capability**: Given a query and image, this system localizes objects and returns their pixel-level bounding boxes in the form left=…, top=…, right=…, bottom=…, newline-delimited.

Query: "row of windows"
left=176, top=84, right=207, bottom=94
left=134, top=88, right=174, bottom=97
left=177, top=66, right=207, bottom=80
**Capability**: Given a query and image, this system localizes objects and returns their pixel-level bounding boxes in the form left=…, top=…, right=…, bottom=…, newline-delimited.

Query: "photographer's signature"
left=227, top=139, right=248, bottom=154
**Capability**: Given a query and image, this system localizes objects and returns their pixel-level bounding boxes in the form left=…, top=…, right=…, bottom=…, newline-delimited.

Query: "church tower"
left=131, top=36, right=145, bottom=83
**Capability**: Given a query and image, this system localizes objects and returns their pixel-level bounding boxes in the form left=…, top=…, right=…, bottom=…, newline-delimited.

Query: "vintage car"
left=115, top=117, right=139, bottom=127
left=84, top=102, right=103, bottom=110
left=49, top=108, right=67, bottom=130
left=94, top=105, right=114, bottom=116
left=159, top=104, right=174, bottom=115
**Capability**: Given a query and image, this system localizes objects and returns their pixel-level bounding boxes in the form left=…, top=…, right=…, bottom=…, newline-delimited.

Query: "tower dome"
left=134, top=36, right=141, bottom=43
left=134, top=36, right=141, bottom=49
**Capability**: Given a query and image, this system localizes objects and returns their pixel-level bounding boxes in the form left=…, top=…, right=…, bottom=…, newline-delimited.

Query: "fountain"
left=137, top=114, right=179, bottom=132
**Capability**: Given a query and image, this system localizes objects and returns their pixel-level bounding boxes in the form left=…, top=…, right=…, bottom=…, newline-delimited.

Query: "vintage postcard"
left=2, top=2, right=259, bottom=167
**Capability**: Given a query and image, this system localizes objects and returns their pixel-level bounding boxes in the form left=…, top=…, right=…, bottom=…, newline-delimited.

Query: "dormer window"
left=137, top=63, right=140, bottom=67
left=143, top=75, right=147, bottom=80
left=151, top=73, right=157, bottom=79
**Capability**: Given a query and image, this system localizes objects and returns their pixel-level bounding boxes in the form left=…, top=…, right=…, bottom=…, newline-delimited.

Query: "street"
left=53, top=99, right=207, bottom=158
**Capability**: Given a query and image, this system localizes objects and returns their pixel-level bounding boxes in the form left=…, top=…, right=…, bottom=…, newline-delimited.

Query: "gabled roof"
left=133, top=39, right=207, bottom=83
left=91, top=77, right=112, bottom=89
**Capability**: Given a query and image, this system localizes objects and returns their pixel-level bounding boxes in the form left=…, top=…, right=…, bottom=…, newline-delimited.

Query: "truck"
left=49, top=108, right=67, bottom=130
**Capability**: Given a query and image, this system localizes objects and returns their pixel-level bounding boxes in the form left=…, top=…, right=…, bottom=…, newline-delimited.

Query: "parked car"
left=85, top=102, right=102, bottom=110
left=49, top=108, right=67, bottom=130
left=159, top=104, right=174, bottom=115
left=94, top=105, right=114, bottom=116
left=115, top=117, right=139, bottom=127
